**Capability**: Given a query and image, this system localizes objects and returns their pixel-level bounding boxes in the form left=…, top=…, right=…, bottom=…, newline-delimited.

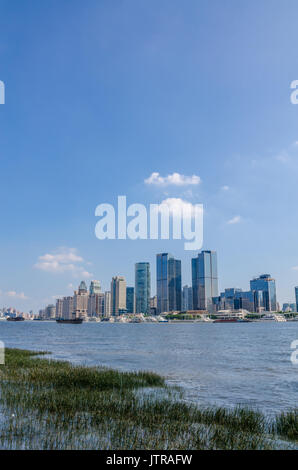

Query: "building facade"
left=111, top=276, right=127, bottom=315
left=182, top=285, right=193, bottom=311
left=250, top=274, right=277, bottom=312
left=73, top=281, right=89, bottom=319
left=104, top=291, right=111, bottom=317
left=89, top=280, right=101, bottom=295
left=55, top=298, right=63, bottom=319
left=212, top=288, right=262, bottom=313
left=88, top=293, right=104, bottom=317
left=126, top=287, right=135, bottom=314
left=62, top=296, right=74, bottom=319
left=156, top=253, right=181, bottom=313
left=192, top=250, right=218, bottom=313
left=135, top=262, right=151, bottom=314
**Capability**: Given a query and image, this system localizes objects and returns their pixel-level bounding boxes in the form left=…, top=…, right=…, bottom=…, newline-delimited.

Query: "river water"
left=0, top=321, right=297, bottom=414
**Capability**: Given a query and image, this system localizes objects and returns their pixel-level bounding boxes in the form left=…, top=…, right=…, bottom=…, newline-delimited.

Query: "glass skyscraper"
left=156, top=253, right=181, bottom=314
left=126, top=287, right=135, bottom=314
left=250, top=274, right=277, bottom=312
left=182, top=285, right=193, bottom=311
left=295, top=287, right=298, bottom=313
left=192, top=250, right=218, bottom=312
left=135, top=263, right=151, bottom=314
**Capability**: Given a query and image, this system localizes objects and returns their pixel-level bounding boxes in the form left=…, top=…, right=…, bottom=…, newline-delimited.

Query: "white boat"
left=262, top=314, right=286, bottom=322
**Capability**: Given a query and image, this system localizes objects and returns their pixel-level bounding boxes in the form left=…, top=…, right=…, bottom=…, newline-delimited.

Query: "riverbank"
left=0, top=348, right=297, bottom=450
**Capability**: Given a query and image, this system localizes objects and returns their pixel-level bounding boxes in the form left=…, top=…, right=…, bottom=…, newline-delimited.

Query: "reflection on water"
left=0, top=321, right=297, bottom=414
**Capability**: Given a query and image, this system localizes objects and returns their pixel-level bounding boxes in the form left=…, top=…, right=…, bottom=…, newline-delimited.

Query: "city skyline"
left=2, top=248, right=298, bottom=314
left=34, top=250, right=283, bottom=318
left=1, top=1, right=298, bottom=311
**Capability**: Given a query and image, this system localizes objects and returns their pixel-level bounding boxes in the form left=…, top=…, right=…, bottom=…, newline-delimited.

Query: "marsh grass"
left=0, top=348, right=296, bottom=450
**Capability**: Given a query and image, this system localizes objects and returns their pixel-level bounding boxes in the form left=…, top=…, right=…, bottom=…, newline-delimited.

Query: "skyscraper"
left=126, top=287, right=135, bottom=314
left=73, top=281, right=89, bottom=319
left=135, top=262, right=151, bottom=314
left=89, top=280, right=101, bottom=295
left=250, top=274, right=277, bottom=312
left=156, top=253, right=181, bottom=314
left=182, top=285, right=193, bottom=311
left=104, top=291, right=111, bottom=317
left=192, top=250, right=218, bottom=312
left=88, top=292, right=104, bottom=317
left=55, top=298, right=63, bottom=319
left=111, top=276, right=127, bottom=315
left=295, top=287, right=298, bottom=313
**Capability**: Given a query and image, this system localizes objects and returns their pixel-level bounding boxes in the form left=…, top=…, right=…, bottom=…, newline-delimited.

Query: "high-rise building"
left=56, top=298, right=63, bottom=319
left=62, top=296, right=74, bottom=320
left=44, top=304, right=56, bottom=319
left=156, top=253, right=181, bottom=313
left=89, top=280, right=101, bottom=295
left=182, top=285, right=193, bottom=311
left=282, top=303, right=296, bottom=313
left=295, top=287, right=298, bottom=313
left=104, top=291, right=111, bottom=317
left=88, top=292, right=104, bottom=317
left=250, top=274, right=277, bottom=312
left=212, top=288, right=260, bottom=313
left=126, top=287, right=135, bottom=314
left=135, top=262, right=151, bottom=314
left=111, top=276, right=127, bottom=315
left=73, top=281, right=89, bottom=319
left=192, top=250, right=218, bottom=313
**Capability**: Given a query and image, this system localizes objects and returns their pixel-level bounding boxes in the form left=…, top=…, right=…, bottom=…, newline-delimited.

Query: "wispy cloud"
left=145, top=172, right=201, bottom=186
left=34, top=247, right=93, bottom=278
left=227, top=215, right=242, bottom=225
left=275, top=152, right=290, bottom=164
left=221, top=185, right=230, bottom=191
left=6, top=291, right=28, bottom=300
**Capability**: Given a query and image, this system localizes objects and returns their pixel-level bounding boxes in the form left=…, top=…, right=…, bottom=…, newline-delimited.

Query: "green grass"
left=0, top=348, right=296, bottom=450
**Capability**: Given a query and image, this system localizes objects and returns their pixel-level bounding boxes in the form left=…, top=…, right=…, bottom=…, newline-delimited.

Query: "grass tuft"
left=0, top=348, right=296, bottom=450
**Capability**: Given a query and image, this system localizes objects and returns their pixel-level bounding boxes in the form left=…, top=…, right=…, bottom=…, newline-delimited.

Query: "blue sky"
left=1, top=0, right=298, bottom=311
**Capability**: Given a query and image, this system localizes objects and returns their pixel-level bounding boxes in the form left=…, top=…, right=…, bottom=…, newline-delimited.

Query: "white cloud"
left=157, top=197, right=203, bottom=219
left=145, top=172, right=201, bottom=186
left=6, top=291, right=28, bottom=300
left=227, top=215, right=242, bottom=225
left=34, top=247, right=93, bottom=278
left=275, top=152, right=290, bottom=164
left=291, top=266, right=298, bottom=271
left=221, top=185, right=230, bottom=191
left=81, top=270, right=93, bottom=278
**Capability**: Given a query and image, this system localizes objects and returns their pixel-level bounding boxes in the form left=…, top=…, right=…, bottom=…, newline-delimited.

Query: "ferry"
left=7, top=316, right=25, bottom=322
left=56, top=318, right=83, bottom=324
left=214, top=318, right=238, bottom=323
left=262, top=314, right=287, bottom=322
